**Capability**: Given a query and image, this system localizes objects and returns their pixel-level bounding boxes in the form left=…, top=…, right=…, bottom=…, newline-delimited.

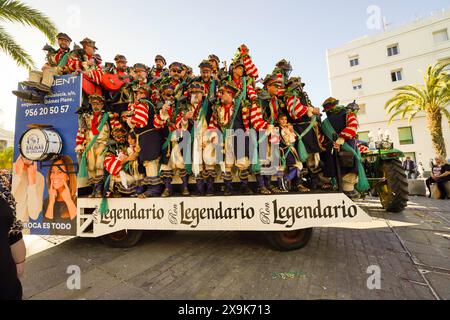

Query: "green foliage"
left=385, top=62, right=450, bottom=157
left=0, top=0, right=57, bottom=70
left=0, top=147, right=14, bottom=169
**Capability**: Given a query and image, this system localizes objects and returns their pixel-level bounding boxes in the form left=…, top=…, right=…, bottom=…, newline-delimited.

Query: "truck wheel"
left=101, top=230, right=143, bottom=248
left=378, top=160, right=409, bottom=213
left=265, top=228, right=313, bottom=251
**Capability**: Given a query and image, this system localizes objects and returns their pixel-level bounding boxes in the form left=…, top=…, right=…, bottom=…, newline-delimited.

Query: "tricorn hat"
left=208, top=54, right=220, bottom=64
left=169, top=62, right=183, bottom=70
left=198, top=60, right=213, bottom=70
left=220, top=81, right=240, bottom=96
left=323, top=97, right=340, bottom=109
left=160, top=84, right=175, bottom=92
left=286, top=77, right=306, bottom=89
left=155, top=55, right=167, bottom=65
left=114, top=54, right=127, bottom=63
left=263, top=74, right=282, bottom=86
left=133, top=63, right=148, bottom=71
left=188, top=81, right=205, bottom=94
left=88, top=94, right=105, bottom=103
left=132, top=84, right=150, bottom=94
left=57, top=32, right=72, bottom=42
left=80, top=37, right=98, bottom=50
left=276, top=59, right=293, bottom=71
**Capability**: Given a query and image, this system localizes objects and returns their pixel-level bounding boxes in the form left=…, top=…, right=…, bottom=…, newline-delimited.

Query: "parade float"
left=11, top=38, right=382, bottom=251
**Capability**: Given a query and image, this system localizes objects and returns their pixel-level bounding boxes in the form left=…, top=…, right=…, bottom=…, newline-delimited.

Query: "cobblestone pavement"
left=21, top=196, right=450, bottom=300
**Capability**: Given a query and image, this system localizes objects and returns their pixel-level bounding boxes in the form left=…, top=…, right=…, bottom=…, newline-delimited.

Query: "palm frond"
left=393, top=85, right=427, bottom=100
left=408, top=109, right=422, bottom=124
left=0, top=26, right=34, bottom=70
left=0, top=0, right=57, bottom=43
left=442, top=107, right=450, bottom=123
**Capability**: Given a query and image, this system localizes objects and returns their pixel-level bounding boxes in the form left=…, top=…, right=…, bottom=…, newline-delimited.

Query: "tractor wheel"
left=377, top=160, right=409, bottom=213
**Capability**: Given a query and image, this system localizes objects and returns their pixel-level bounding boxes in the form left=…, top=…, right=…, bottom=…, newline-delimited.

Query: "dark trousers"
left=426, top=176, right=450, bottom=199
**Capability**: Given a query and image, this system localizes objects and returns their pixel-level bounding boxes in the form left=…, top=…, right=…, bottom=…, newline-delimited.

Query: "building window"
left=358, top=131, right=370, bottom=142
left=349, top=56, right=359, bottom=67
left=391, top=69, right=403, bottom=82
left=398, top=127, right=414, bottom=145
left=387, top=44, right=399, bottom=57
left=358, top=103, right=366, bottom=115
left=433, top=29, right=449, bottom=44
left=352, top=78, right=362, bottom=90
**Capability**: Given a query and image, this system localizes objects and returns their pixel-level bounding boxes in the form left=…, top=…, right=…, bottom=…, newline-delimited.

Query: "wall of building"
left=327, top=10, right=450, bottom=170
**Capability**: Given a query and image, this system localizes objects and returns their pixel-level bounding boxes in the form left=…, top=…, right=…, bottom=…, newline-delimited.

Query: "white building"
left=327, top=10, right=450, bottom=170
left=0, top=127, right=14, bottom=151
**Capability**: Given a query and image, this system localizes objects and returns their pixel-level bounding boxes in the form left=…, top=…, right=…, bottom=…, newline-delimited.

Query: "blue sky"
left=1, top=0, right=449, bottom=130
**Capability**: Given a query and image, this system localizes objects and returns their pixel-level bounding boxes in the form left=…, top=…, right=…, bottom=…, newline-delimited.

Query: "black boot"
left=224, top=180, right=234, bottom=196
left=161, top=177, right=173, bottom=197
left=196, top=178, right=205, bottom=196
left=265, top=175, right=282, bottom=194
left=181, top=175, right=190, bottom=196
left=256, top=174, right=271, bottom=195
left=89, top=183, right=103, bottom=198
left=206, top=176, right=215, bottom=196
left=240, top=179, right=254, bottom=195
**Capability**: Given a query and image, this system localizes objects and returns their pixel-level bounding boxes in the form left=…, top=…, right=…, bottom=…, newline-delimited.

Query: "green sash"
left=78, top=112, right=110, bottom=179
left=57, top=52, right=70, bottom=68
left=321, top=119, right=370, bottom=192
left=294, top=116, right=317, bottom=163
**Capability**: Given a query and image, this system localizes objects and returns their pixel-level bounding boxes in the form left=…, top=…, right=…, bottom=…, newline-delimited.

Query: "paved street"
left=21, top=196, right=450, bottom=300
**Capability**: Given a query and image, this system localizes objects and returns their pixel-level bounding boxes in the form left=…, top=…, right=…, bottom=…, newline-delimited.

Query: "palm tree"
left=0, top=0, right=57, bottom=70
left=385, top=62, right=450, bottom=158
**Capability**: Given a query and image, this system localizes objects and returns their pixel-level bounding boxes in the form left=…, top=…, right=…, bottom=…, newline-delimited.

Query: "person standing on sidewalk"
left=0, top=170, right=26, bottom=300
left=403, top=157, right=417, bottom=179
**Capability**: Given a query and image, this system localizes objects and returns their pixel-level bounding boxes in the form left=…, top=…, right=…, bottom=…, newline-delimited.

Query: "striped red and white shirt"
left=67, top=54, right=103, bottom=85
left=208, top=102, right=251, bottom=131
left=243, top=55, right=259, bottom=79
left=340, top=112, right=359, bottom=141
left=285, top=95, right=309, bottom=120
left=126, top=102, right=149, bottom=129
left=104, top=154, right=123, bottom=176
left=250, top=97, right=280, bottom=132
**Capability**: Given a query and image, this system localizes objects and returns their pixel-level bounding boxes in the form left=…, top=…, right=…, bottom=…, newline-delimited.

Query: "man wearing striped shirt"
left=321, top=97, right=360, bottom=199
left=122, top=84, right=163, bottom=198
left=75, top=95, right=111, bottom=197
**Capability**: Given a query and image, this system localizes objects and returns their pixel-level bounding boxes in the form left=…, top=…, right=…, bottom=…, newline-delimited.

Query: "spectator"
left=426, top=156, right=450, bottom=199
left=417, top=162, right=425, bottom=179
left=0, top=169, right=26, bottom=300
left=402, top=157, right=417, bottom=179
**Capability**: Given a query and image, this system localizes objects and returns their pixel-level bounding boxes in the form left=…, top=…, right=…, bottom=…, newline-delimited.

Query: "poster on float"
left=13, top=74, right=81, bottom=236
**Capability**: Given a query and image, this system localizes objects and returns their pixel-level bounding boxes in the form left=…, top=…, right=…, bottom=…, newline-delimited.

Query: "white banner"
left=77, top=194, right=372, bottom=237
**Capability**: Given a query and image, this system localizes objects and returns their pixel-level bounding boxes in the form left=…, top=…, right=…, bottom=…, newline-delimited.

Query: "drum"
left=19, top=128, right=63, bottom=162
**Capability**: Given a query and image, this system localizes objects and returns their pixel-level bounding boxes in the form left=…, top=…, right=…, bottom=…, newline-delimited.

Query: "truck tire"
left=378, top=160, right=409, bottom=213
left=264, top=228, right=313, bottom=251
left=101, top=230, right=144, bottom=248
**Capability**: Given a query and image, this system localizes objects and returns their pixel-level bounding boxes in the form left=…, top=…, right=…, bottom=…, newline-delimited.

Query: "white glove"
left=120, top=171, right=128, bottom=189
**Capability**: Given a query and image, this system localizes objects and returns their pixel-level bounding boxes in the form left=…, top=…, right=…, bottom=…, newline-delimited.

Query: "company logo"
left=22, top=129, right=46, bottom=159
left=27, top=134, right=40, bottom=146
